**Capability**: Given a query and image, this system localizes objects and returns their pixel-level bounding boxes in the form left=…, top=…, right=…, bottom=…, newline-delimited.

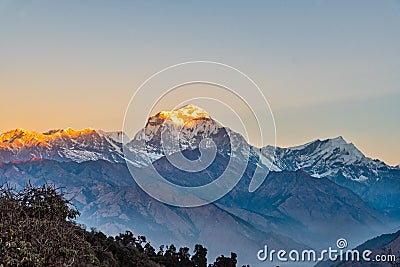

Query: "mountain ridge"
left=0, top=127, right=396, bottom=167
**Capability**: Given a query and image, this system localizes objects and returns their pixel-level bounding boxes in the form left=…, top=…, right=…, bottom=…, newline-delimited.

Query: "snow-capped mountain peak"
left=139, top=104, right=220, bottom=142
left=126, top=105, right=233, bottom=165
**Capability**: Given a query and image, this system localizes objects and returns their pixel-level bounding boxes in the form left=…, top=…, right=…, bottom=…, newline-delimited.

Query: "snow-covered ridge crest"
left=0, top=127, right=125, bottom=163
left=0, top=127, right=96, bottom=148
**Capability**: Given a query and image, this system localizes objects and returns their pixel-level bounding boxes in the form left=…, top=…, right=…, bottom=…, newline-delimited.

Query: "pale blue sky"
left=0, top=1, right=399, bottom=164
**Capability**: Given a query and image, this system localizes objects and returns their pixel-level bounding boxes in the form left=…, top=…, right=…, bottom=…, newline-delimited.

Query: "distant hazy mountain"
left=0, top=158, right=306, bottom=264
left=0, top=157, right=390, bottom=265
left=264, top=137, right=400, bottom=217
left=315, top=229, right=400, bottom=267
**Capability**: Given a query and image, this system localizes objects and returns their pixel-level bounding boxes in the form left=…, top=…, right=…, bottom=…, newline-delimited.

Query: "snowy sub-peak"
left=289, top=136, right=365, bottom=166
left=263, top=136, right=392, bottom=182
left=97, top=130, right=128, bottom=144
left=0, top=128, right=125, bottom=163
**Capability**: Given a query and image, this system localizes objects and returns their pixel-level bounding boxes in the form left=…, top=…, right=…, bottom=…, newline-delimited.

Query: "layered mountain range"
left=0, top=104, right=398, bottom=265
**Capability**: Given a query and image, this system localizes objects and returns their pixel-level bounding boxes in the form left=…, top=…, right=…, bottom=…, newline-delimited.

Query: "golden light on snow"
left=0, top=128, right=96, bottom=148
left=150, top=104, right=210, bottom=126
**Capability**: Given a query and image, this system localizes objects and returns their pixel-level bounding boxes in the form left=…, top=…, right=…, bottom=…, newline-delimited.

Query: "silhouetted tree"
left=192, top=244, right=208, bottom=267
left=176, top=247, right=191, bottom=267
left=0, top=183, right=97, bottom=266
left=145, top=242, right=157, bottom=258
left=209, top=252, right=237, bottom=267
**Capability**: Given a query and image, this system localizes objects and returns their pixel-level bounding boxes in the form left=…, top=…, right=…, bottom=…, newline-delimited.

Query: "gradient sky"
left=0, top=0, right=399, bottom=165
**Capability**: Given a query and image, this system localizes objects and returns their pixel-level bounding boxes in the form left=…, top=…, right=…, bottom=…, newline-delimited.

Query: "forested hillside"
left=0, top=183, right=241, bottom=267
